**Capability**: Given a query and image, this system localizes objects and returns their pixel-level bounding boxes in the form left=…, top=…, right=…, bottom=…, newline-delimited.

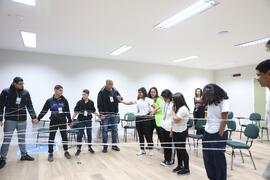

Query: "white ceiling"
left=0, top=0, right=270, bottom=70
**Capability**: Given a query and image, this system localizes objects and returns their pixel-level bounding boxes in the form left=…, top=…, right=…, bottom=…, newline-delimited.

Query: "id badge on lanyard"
left=58, top=107, right=63, bottom=113
left=16, top=97, right=21, bottom=105
left=84, top=110, right=88, bottom=117
left=110, top=96, right=114, bottom=103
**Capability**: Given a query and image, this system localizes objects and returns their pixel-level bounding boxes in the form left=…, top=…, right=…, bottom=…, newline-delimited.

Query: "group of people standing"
left=0, top=79, right=123, bottom=166
left=1, top=66, right=269, bottom=180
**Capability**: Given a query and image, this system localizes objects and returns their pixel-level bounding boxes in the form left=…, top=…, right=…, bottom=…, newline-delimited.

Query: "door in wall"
left=254, top=78, right=266, bottom=118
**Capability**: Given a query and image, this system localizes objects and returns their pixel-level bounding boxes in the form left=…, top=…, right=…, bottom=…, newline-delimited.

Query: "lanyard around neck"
left=163, top=102, right=170, bottom=121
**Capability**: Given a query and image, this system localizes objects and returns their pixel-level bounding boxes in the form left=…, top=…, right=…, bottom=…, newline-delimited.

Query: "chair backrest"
left=244, top=124, right=259, bottom=139
left=228, top=112, right=234, bottom=119
left=124, top=113, right=136, bottom=121
left=71, top=119, right=80, bottom=128
left=227, top=119, right=236, bottom=131
left=187, top=118, right=193, bottom=128
left=195, top=118, right=206, bottom=130
left=249, top=113, right=261, bottom=122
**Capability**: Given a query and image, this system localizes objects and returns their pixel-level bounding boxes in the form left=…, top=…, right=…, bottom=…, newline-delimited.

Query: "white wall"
left=0, top=49, right=214, bottom=138
left=214, top=65, right=257, bottom=117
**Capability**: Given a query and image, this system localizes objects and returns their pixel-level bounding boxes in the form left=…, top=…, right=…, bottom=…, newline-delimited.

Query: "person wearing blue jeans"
left=98, top=80, right=122, bottom=153
left=71, top=89, right=96, bottom=156
left=0, top=77, right=39, bottom=169
left=101, top=116, right=119, bottom=150
left=202, top=84, right=230, bottom=180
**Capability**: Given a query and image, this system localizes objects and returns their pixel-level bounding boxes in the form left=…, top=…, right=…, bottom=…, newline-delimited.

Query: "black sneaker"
left=88, top=147, right=95, bottom=154
left=75, top=150, right=81, bottom=156
left=0, top=158, right=6, bottom=169
left=48, top=153, right=53, bottom=162
left=20, top=154, right=35, bottom=161
left=172, top=166, right=183, bottom=173
left=165, top=161, right=174, bottom=166
left=112, top=146, right=120, bottom=151
left=64, top=151, right=72, bottom=159
left=177, top=169, right=190, bottom=175
left=102, top=147, right=108, bottom=153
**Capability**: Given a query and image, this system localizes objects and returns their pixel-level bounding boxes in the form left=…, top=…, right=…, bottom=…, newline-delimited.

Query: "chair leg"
left=187, top=138, right=191, bottom=149
left=231, top=149, right=234, bottom=170
left=261, top=129, right=263, bottom=142
left=196, top=139, right=199, bottom=157
left=239, top=150, right=244, bottom=163
left=266, top=129, right=269, bottom=142
left=124, top=129, right=127, bottom=142
left=248, top=150, right=256, bottom=170
left=36, top=133, right=39, bottom=147
left=240, top=127, right=243, bottom=139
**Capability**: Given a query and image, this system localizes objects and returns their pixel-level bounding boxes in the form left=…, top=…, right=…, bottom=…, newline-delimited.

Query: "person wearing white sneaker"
left=121, top=87, right=155, bottom=155
left=136, top=149, right=146, bottom=156
left=159, top=89, right=174, bottom=166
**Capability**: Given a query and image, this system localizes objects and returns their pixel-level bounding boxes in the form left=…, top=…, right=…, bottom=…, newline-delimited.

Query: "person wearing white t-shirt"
left=171, top=92, right=190, bottom=175
left=256, top=59, right=270, bottom=179
left=121, top=87, right=155, bottom=156
left=159, top=89, right=174, bottom=166
left=202, top=84, right=229, bottom=180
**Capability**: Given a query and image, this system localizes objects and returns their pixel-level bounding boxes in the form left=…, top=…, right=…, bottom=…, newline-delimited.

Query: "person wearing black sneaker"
left=0, top=77, right=38, bottom=169
left=172, top=93, right=190, bottom=175
left=72, top=89, right=96, bottom=156
left=37, top=85, right=72, bottom=162
left=97, top=80, right=122, bottom=153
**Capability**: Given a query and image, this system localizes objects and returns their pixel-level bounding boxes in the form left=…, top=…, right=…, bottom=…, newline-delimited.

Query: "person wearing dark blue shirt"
left=71, top=89, right=96, bottom=156
left=37, top=85, right=72, bottom=162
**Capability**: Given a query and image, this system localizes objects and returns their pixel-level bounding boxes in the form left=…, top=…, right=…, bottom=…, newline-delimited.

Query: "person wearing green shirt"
left=148, top=87, right=164, bottom=144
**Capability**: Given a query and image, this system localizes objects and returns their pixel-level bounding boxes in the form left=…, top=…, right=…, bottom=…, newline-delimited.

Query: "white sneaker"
left=148, top=149, right=154, bottom=156
left=136, top=149, right=146, bottom=156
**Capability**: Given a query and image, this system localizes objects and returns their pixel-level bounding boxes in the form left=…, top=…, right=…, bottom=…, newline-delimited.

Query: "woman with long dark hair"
left=172, top=92, right=190, bottom=175
left=193, top=88, right=205, bottom=134
left=121, top=87, right=154, bottom=156
left=147, top=87, right=164, bottom=145
left=202, top=84, right=229, bottom=180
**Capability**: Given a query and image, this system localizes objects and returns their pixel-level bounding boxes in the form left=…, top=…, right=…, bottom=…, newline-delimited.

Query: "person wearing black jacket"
left=0, top=77, right=38, bottom=169
left=37, top=85, right=72, bottom=162
left=71, top=89, right=96, bottom=156
left=97, top=80, right=122, bottom=153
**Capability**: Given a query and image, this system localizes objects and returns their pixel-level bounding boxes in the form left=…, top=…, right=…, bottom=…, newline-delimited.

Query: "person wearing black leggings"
left=160, top=89, right=174, bottom=166
left=172, top=92, right=190, bottom=175
left=121, top=87, right=154, bottom=156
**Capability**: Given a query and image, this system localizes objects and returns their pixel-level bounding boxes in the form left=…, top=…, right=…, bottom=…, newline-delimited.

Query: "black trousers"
left=160, top=127, right=172, bottom=162
left=48, top=119, right=68, bottom=153
left=193, top=106, right=205, bottom=135
left=154, top=123, right=163, bottom=143
left=203, top=131, right=228, bottom=180
left=136, top=116, right=154, bottom=150
left=173, top=129, right=189, bottom=170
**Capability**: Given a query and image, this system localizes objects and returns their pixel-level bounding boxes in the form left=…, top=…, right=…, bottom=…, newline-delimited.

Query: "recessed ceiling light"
left=155, top=0, right=219, bottom=30
left=217, top=30, right=229, bottom=36
left=235, top=37, right=270, bottom=47
left=21, top=31, right=36, bottom=48
left=110, top=45, right=132, bottom=56
left=13, top=0, right=35, bottom=6
left=173, top=56, right=198, bottom=62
